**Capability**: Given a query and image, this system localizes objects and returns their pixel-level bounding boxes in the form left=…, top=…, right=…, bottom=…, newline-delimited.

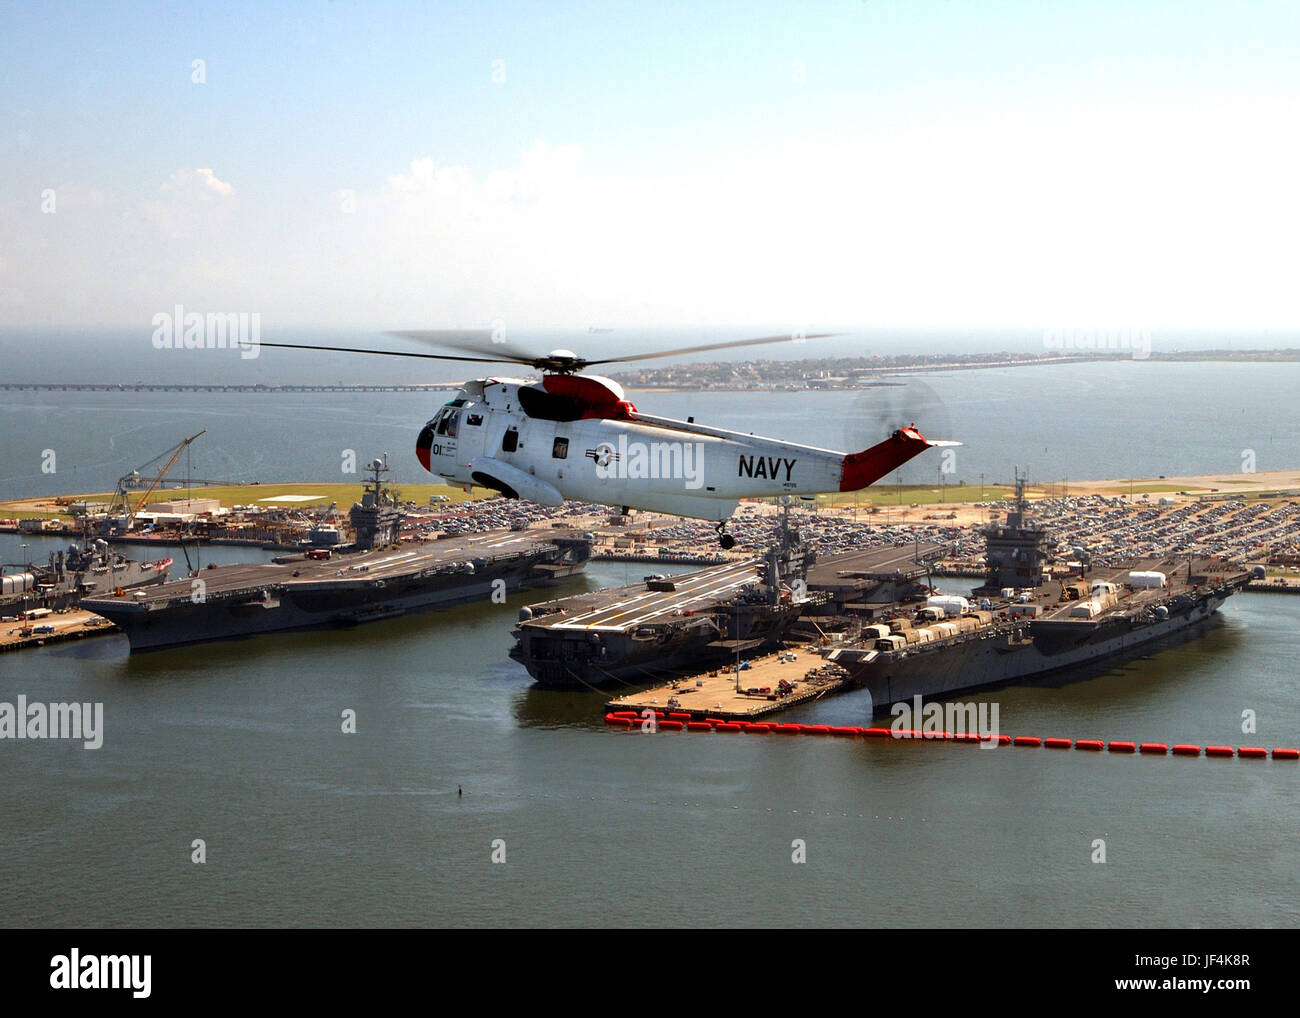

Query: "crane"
left=108, top=430, right=207, bottom=533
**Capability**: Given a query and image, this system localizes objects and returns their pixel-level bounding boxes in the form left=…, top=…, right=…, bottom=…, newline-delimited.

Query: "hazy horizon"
left=3, top=324, right=1300, bottom=387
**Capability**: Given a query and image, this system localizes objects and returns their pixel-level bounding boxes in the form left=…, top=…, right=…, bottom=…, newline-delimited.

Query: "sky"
left=1, top=0, right=1298, bottom=337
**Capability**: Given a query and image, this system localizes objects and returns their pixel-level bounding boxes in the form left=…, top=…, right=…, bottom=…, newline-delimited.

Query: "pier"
left=606, top=652, right=849, bottom=721
left=0, top=610, right=117, bottom=653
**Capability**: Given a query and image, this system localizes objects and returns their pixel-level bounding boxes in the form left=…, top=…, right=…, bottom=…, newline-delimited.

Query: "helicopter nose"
left=415, top=421, right=435, bottom=471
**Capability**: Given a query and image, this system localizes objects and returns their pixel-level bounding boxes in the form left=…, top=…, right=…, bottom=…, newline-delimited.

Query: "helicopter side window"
left=434, top=409, right=450, bottom=436
left=502, top=428, right=519, bottom=453
left=552, top=437, right=569, bottom=460
left=466, top=413, right=483, bottom=427
left=444, top=411, right=460, bottom=439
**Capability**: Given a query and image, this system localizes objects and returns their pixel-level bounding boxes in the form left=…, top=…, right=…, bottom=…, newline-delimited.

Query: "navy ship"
left=82, top=458, right=590, bottom=651
left=2, top=540, right=172, bottom=611
left=825, top=482, right=1252, bottom=714
left=511, top=507, right=817, bottom=688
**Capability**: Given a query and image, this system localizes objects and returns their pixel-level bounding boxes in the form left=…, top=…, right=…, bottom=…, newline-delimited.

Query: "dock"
left=606, top=652, right=850, bottom=720
left=1246, top=578, right=1300, bottom=595
left=0, top=610, right=117, bottom=653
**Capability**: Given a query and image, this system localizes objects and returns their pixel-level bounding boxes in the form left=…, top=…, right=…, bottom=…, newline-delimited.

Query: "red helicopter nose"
left=415, top=421, right=435, bottom=471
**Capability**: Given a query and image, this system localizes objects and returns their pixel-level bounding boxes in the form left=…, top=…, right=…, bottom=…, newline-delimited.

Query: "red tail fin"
left=838, top=425, right=934, bottom=492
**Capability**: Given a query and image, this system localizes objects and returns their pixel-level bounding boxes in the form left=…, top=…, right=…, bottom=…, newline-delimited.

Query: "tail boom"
left=839, top=425, right=938, bottom=492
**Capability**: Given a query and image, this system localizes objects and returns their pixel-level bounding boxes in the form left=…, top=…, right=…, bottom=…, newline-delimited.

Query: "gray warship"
left=511, top=508, right=818, bottom=688
left=82, top=457, right=590, bottom=651
left=1, top=540, right=172, bottom=611
left=825, top=481, right=1252, bottom=714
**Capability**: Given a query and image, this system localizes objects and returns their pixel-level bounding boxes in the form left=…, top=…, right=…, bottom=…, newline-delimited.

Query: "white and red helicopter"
left=262, top=331, right=958, bottom=548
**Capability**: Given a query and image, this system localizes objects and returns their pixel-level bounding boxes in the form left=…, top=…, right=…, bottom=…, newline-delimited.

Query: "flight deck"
left=509, top=542, right=949, bottom=687
left=81, top=529, right=591, bottom=650
left=529, top=558, right=763, bottom=632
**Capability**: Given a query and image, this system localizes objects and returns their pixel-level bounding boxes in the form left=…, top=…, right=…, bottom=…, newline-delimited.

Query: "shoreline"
left=4, top=349, right=1300, bottom=396
left=3, top=468, right=1299, bottom=526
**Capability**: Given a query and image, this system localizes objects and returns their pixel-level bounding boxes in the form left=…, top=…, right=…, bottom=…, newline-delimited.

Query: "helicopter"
left=261, top=331, right=958, bottom=548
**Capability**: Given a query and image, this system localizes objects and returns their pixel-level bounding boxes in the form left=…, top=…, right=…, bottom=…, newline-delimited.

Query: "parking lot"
left=408, top=488, right=1298, bottom=572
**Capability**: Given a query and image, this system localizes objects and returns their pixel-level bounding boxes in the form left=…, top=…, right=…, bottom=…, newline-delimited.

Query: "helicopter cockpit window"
left=434, top=400, right=467, bottom=437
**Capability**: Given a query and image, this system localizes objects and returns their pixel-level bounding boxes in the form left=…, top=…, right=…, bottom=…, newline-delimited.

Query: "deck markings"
left=547, top=560, right=760, bottom=630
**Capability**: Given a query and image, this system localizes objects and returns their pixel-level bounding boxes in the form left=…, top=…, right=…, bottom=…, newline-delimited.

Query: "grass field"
left=0, top=481, right=493, bottom=520
left=806, top=484, right=1017, bottom=507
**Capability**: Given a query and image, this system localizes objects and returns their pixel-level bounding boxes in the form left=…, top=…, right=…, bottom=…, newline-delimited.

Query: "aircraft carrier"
left=825, top=482, right=1253, bottom=713
left=82, top=458, right=590, bottom=650
left=510, top=509, right=949, bottom=687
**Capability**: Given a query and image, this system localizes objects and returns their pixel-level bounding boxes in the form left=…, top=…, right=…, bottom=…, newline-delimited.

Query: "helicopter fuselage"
left=415, top=375, right=934, bottom=522
left=258, top=336, right=948, bottom=529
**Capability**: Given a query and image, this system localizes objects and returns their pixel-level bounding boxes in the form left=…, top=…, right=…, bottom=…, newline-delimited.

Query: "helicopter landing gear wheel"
left=716, top=522, right=736, bottom=550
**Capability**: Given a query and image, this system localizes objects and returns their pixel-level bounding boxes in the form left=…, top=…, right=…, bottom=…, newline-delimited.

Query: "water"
left=4, top=325, right=1298, bottom=389
left=1, top=570, right=1295, bottom=927
left=1, top=358, right=1298, bottom=927
left=3, top=360, right=1299, bottom=498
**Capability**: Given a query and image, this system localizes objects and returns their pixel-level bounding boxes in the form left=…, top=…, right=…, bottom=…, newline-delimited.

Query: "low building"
left=151, top=497, right=221, bottom=515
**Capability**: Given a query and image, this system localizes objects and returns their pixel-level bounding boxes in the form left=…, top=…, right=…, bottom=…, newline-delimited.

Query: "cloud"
left=385, top=143, right=582, bottom=204
left=142, top=167, right=236, bottom=240
left=5, top=117, right=1300, bottom=330
left=160, top=168, right=235, bottom=200
left=309, top=142, right=598, bottom=324
left=241, top=126, right=1300, bottom=329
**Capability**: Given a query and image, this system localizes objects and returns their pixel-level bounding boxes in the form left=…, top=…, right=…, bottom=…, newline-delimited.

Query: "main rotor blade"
left=584, top=332, right=837, bottom=367
left=387, top=328, right=541, bottom=365
left=266, top=330, right=838, bottom=371
left=258, top=341, right=530, bottom=365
